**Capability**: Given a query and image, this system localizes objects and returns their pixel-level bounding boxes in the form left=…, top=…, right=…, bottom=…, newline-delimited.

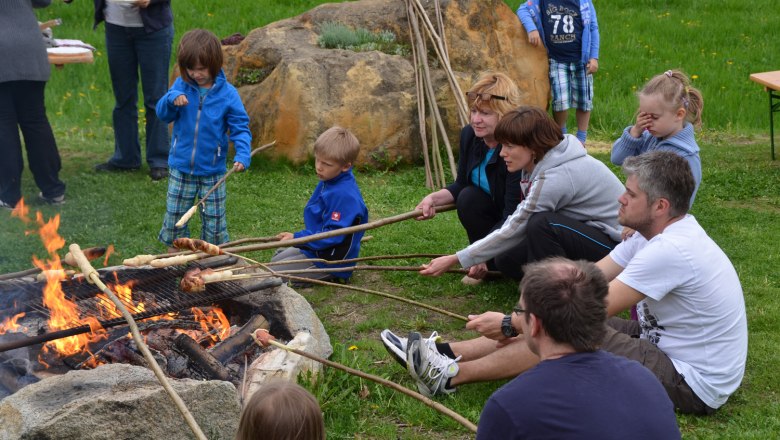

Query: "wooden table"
left=749, top=70, right=780, bottom=160
left=47, top=47, right=94, bottom=67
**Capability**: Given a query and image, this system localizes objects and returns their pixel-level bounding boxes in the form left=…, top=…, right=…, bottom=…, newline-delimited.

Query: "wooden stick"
left=214, top=253, right=447, bottom=273
left=175, top=141, right=276, bottom=227
left=0, top=246, right=106, bottom=281
left=253, top=330, right=477, bottom=433
left=222, top=204, right=455, bottom=255
left=223, top=270, right=467, bottom=322
left=69, top=244, right=208, bottom=440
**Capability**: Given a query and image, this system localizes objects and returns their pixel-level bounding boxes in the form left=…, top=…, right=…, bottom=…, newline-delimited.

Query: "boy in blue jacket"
left=156, top=29, right=251, bottom=250
left=272, top=126, right=369, bottom=282
left=517, top=0, right=599, bottom=145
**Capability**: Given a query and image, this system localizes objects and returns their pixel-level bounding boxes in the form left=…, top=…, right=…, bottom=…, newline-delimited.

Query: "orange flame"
left=10, top=198, right=29, bottom=223
left=192, top=307, right=231, bottom=344
left=0, top=312, right=26, bottom=335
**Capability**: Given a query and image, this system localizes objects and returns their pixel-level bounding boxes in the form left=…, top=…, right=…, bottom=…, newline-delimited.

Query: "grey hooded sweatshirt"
left=457, top=134, right=624, bottom=269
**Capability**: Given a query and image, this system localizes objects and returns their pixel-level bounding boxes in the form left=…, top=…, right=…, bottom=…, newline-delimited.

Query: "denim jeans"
left=0, top=81, right=65, bottom=205
left=104, top=22, right=173, bottom=169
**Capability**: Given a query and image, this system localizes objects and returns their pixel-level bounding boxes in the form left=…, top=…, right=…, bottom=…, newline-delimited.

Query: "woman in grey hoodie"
left=421, top=106, right=624, bottom=280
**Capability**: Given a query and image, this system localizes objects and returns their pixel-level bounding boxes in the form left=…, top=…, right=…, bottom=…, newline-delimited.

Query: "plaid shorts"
left=549, top=59, right=594, bottom=112
left=158, top=168, right=229, bottom=246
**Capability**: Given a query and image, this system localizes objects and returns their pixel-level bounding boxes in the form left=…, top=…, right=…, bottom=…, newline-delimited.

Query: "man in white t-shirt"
left=385, top=151, right=747, bottom=414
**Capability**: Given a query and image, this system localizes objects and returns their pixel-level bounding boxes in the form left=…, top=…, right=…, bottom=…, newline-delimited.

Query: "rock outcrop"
left=223, top=0, right=548, bottom=165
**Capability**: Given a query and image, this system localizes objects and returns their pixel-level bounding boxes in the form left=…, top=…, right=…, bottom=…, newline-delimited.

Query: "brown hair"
left=313, top=126, right=360, bottom=165
left=177, top=29, right=223, bottom=85
left=640, top=69, right=704, bottom=127
left=467, top=71, right=521, bottom=119
left=520, top=258, right=608, bottom=352
left=494, top=106, right=564, bottom=163
left=236, top=381, right=325, bottom=440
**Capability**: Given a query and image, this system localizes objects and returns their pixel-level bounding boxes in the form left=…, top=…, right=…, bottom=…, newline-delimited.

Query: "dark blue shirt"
left=540, top=0, right=584, bottom=62
left=477, top=350, right=681, bottom=440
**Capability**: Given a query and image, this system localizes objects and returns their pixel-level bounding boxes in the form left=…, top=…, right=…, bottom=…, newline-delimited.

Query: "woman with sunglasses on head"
left=420, top=106, right=624, bottom=281
left=414, top=72, right=523, bottom=284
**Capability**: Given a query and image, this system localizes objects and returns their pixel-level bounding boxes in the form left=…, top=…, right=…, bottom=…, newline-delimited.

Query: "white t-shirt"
left=610, top=215, right=747, bottom=409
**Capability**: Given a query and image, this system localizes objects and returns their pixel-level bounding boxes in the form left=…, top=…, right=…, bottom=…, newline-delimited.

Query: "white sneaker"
left=380, top=329, right=440, bottom=369
left=406, top=331, right=460, bottom=396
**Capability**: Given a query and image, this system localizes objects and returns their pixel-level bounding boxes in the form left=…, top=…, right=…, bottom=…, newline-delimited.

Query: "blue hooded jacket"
left=156, top=70, right=252, bottom=176
left=517, top=0, right=600, bottom=65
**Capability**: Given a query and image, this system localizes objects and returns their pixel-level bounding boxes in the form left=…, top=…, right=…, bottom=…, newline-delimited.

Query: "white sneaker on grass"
left=380, top=329, right=441, bottom=369
left=406, top=331, right=460, bottom=397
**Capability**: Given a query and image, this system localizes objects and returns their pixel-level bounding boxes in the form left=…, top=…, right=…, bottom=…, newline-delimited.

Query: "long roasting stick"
left=176, top=141, right=276, bottom=228
left=68, top=244, right=208, bottom=440
left=221, top=204, right=455, bottom=255
left=142, top=205, right=455, bottom=268
left=213, top=253, right=447, bottom=272
left=253, top=329, right=477, bottom=433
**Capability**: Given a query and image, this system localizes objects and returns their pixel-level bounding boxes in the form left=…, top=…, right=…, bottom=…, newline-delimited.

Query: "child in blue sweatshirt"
left=272, top=126, right=368, bottom=282
left=156, top=29, right=251, bottom=251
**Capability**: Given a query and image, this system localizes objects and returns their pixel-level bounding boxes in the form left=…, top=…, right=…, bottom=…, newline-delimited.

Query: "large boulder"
left=0, top=364, right=240, bottom=440
left=224, top=0, right=548, bottom=165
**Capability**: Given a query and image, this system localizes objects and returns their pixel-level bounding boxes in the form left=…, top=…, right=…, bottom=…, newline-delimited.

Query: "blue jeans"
left=104, top=23, right=173, bottom=169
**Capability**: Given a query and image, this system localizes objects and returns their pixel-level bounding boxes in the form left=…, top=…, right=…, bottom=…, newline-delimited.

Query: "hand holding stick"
left=176, top=140, right=276, bottom=228
left=252, top=329, right=477, bottom=433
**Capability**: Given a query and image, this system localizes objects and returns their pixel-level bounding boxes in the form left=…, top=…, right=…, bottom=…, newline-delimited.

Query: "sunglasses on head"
left=466, top=91, right=507, bottom=102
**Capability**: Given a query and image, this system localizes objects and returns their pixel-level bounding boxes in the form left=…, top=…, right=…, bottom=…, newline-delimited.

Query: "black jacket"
left=446, top=125, right=523, bottom=230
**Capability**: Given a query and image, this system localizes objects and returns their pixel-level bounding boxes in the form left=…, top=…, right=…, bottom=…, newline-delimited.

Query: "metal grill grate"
left=0, top=258, right=281, bottom=353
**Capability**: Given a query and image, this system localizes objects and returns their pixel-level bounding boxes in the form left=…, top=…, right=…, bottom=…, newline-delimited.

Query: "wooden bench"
left=749, top=70, right=780, bottom=160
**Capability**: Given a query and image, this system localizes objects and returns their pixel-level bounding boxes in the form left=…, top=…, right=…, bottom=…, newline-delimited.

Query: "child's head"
left=236, top=381, right=325, bottom=440
left=495, top=105, right=563, bottom=161
left=639, top=70, right=704, bottom=130
left=312, top=126, right=360, bottom=180
left=466, top=71, right=521, bottom=120
left=177, top=29, right=223, bottom=87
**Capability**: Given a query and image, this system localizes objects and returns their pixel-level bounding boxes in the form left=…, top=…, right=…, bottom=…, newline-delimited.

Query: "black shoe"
left=94, top=162, right=140, bottom=172
left=0, top=199, right=15, bottom=210
left=149, top=167, right=169, bottom=181
left=38, top=192, right=65, bottom=205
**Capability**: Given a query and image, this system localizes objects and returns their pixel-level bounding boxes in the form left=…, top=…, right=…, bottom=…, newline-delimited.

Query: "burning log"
left=210, top=314, right=269, bottom=364
left=174, top=333, right=231, bottom=382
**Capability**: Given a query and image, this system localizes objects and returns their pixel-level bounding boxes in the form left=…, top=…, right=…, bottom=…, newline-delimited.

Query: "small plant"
left=233, top=67, right=270, bottom=87
left=317, top=21, right=410, bottom=57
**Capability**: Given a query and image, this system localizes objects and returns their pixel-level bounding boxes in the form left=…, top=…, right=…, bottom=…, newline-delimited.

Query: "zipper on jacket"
left=189, top=92, right=207, bottom=174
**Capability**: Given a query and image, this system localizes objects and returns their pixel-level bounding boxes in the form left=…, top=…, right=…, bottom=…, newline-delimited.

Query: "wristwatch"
left=501, top=314, right=518, bottom=337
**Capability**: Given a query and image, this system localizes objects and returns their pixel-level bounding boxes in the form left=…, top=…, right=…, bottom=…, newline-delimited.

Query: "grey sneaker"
left=38, top=192, right=65, bottom=205
left=406, top=331, right=460, bottom=397
left=380, top=329, right=441, bottom=369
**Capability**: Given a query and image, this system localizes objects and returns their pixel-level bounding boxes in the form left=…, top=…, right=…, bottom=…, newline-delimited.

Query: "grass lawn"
left=1, top=0, right=779, bottom=438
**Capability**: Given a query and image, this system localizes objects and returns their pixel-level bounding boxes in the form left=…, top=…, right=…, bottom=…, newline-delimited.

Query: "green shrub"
left=317, top=21, right=410, bottom=57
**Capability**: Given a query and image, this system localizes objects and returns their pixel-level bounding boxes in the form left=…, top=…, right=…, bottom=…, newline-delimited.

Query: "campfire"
left=0, top=202, right=309, bottom=400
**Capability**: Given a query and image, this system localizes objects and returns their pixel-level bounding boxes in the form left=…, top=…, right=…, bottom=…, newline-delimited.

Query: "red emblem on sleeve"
left=331, top=211, right=341, bottom=221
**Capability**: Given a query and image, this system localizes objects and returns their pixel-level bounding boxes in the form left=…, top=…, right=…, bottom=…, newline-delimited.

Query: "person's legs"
left=0, top=81, right=25, bottom=206
left=525, top=212, right=618, bottom=263
left=451, top=337, right=538, bottom=386
left=199, top=173, right=229, bottom=245
left=549, top=59, right=571, bottom=133
left=455, top=186, right=502, bottom=244
left=602, top=317, right=715, bottom=415
left=158, top=169, right=197, bottom=247
left=104, top=23, right=142, bottom=169
left=136, top=24, right=173, bottom=169
left=493, top=239, right=529, bottom=280
left=269, top=247, right=334, bottom=281
left=15, top=81, right=65, bottom=200
left=572, top=63, right=594, bottom=144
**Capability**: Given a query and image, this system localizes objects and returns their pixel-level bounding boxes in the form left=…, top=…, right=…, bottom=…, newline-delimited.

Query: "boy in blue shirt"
left=517, top=0, right=599, bottom=145
left=272, top=126, right=368, bottom=282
